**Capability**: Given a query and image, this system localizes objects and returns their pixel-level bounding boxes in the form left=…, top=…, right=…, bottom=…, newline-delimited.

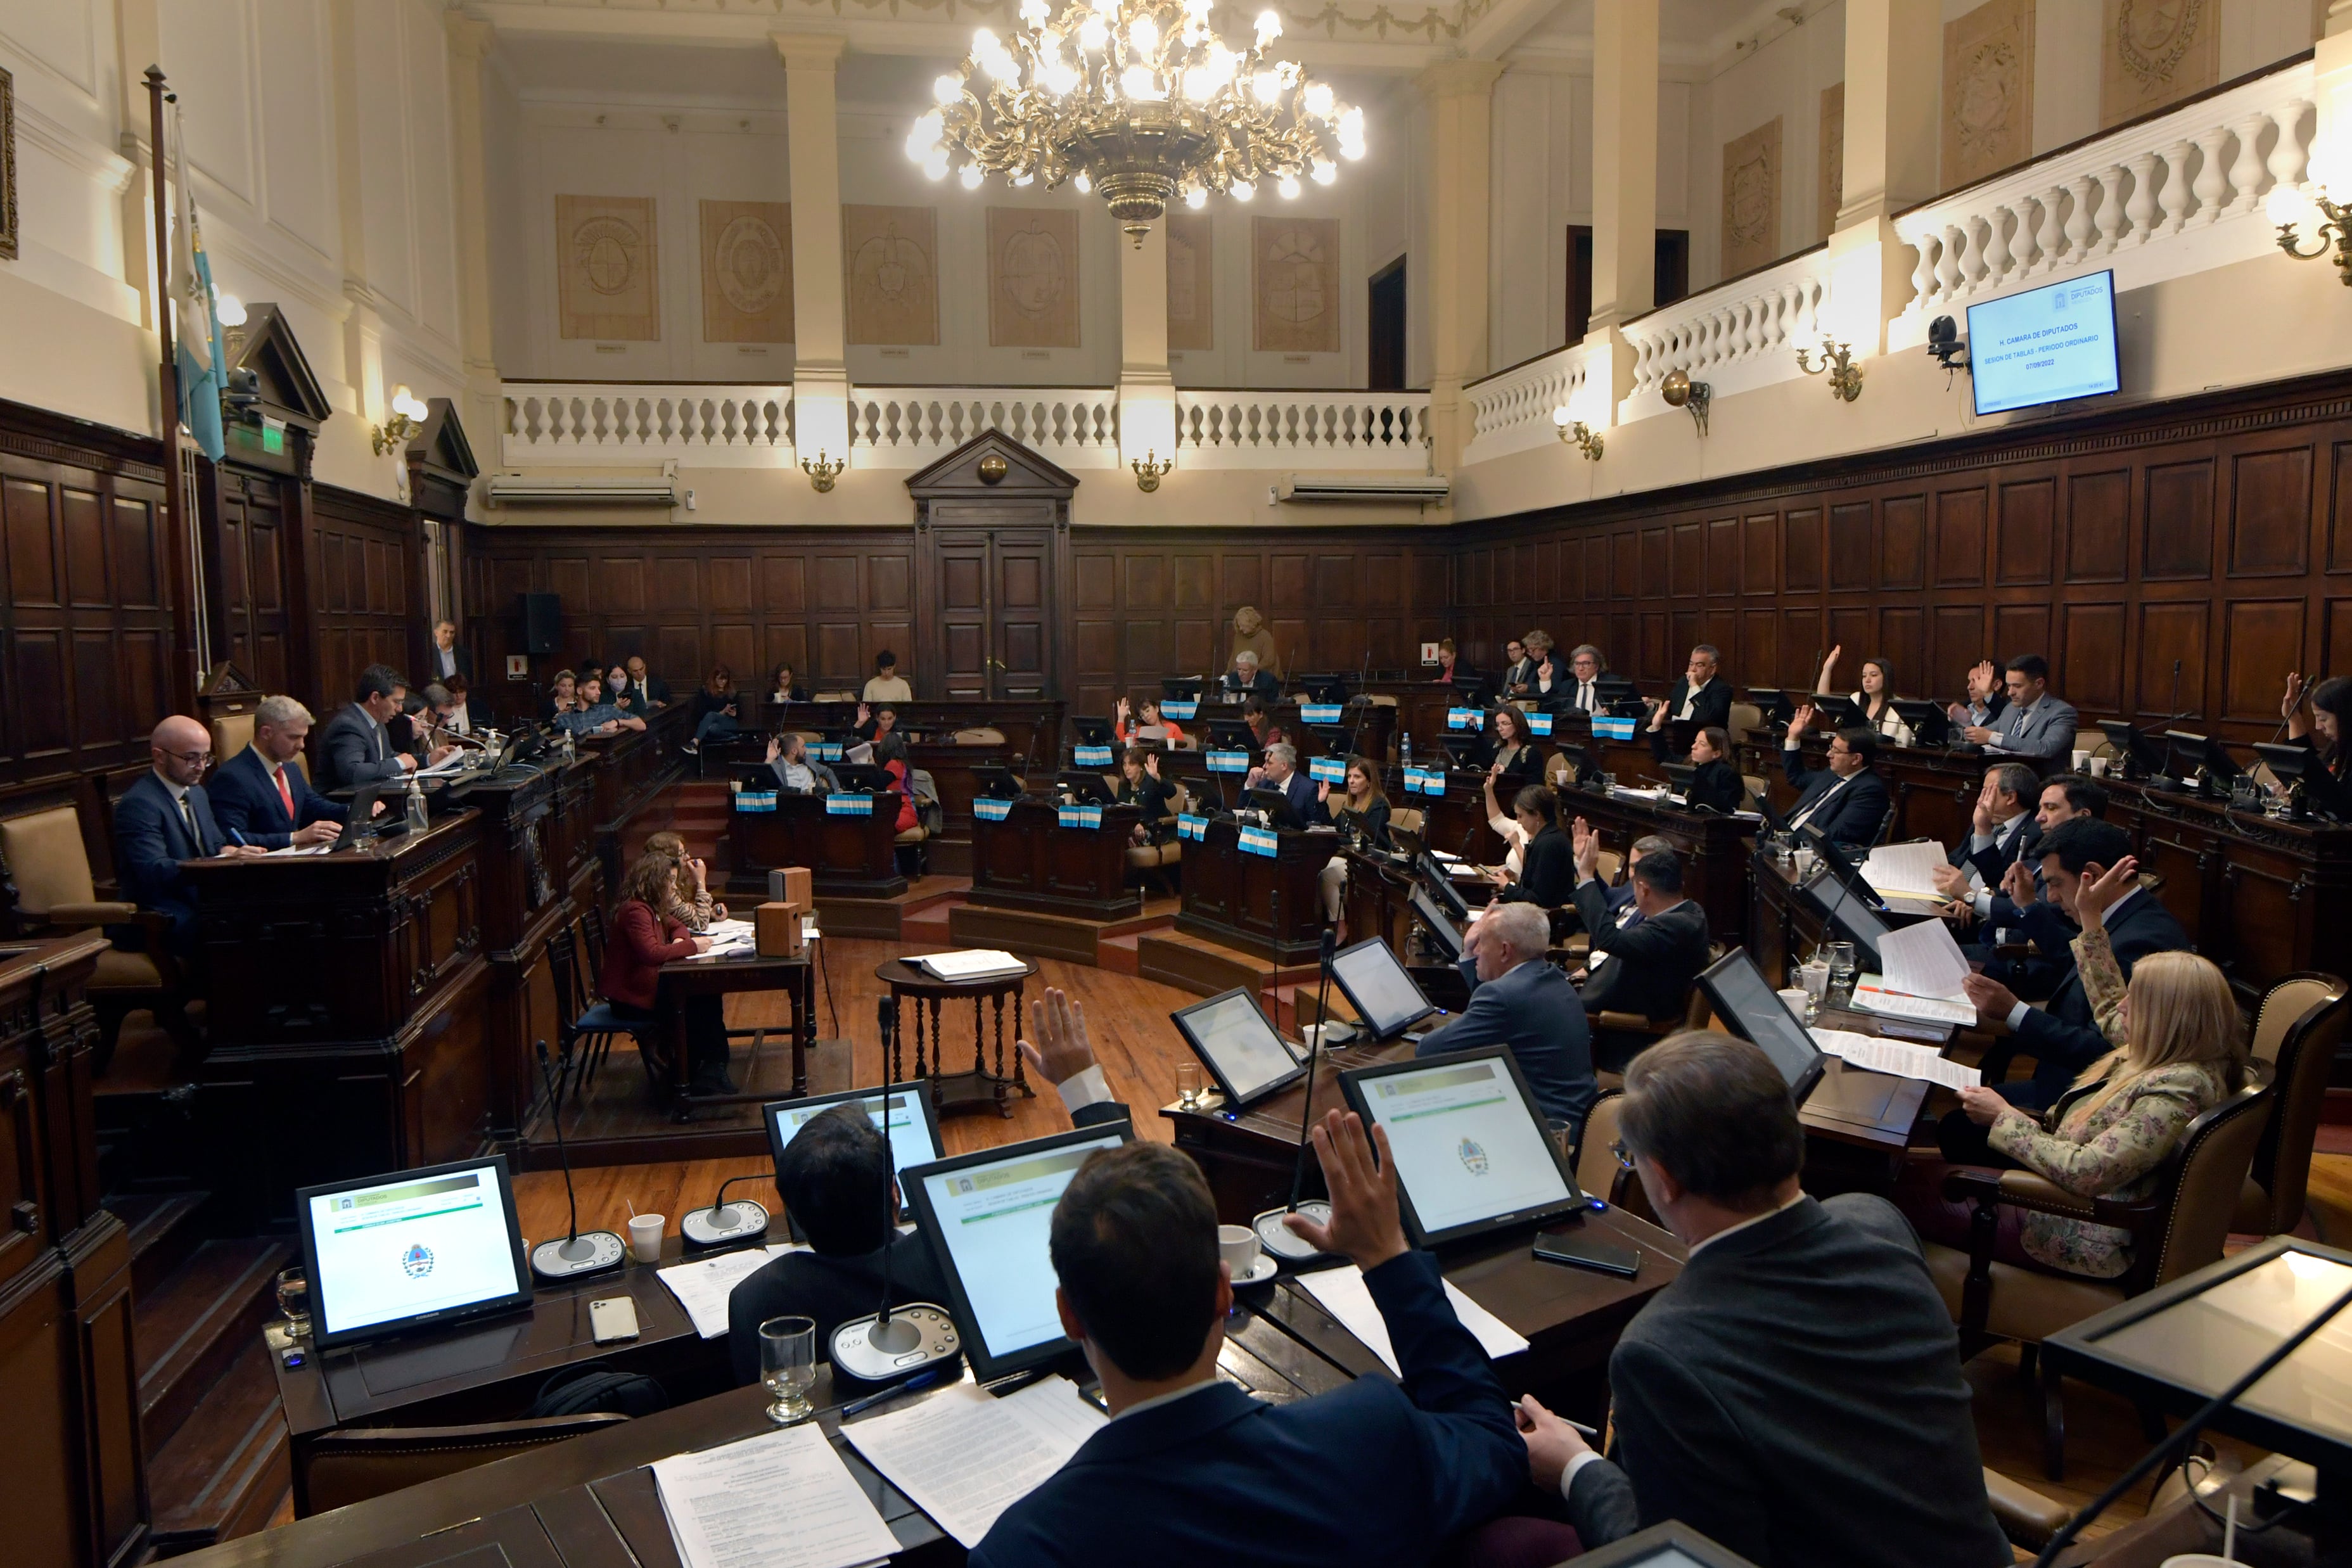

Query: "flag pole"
left=146, top=65, right=200, bottom=716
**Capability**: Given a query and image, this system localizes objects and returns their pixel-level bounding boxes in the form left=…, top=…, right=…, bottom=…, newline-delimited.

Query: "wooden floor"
left=508, top=932, right=2350, bottom=1549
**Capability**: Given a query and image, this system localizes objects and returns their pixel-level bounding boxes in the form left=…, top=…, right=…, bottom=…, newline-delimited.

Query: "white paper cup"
left=627, top=1213, right=666, bottom=1263
left=2071, top=749, right=2091, bottom=770
left=1217, top=1223, right=1262, bottom=1278
left=1778, top=989, right=1811, bottom=1017
left=2088, top=756, right=2109, bottom=777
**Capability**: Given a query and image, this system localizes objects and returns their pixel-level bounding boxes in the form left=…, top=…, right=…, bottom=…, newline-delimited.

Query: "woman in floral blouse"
left=1893, top=855, right=2243, bottom=1279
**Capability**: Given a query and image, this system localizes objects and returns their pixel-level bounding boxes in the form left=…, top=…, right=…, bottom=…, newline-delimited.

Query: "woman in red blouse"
left=599, top=849, right=735, bottom=1095
left=875, top=732, right=921, bottom=834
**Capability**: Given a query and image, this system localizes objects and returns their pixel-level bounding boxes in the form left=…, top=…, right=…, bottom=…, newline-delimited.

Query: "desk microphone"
left=681, top=1171, right=772, bottom=1251
left=832, top=997, right=961, bottom=1383
left=1252, top=927, right=1341, bottom=1266
left=528, top=1041, right=626, bottom=1282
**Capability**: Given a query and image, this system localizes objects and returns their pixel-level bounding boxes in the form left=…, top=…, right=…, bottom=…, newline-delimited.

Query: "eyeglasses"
left=1609, top=1139, right=1637, bottom=1172
left=158, top=748, right=212, bottom=767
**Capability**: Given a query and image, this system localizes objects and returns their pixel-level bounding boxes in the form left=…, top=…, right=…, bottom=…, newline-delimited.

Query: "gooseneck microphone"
left=831, top=997, right=960, bottom=1382
left=1252, top=928, right=1341, bottom=1265
left=528, top=1041, right=626, bottom=1281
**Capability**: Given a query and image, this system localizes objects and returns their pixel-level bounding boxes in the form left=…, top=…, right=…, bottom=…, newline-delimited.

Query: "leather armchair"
left=2236, top=971, right=2349, bottom=1237
left=1921, top=1066, right=2273, bottom=1479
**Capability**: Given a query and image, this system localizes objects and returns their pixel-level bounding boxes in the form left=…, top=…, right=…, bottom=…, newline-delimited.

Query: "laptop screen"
left=1343, top=1050, right=1580, bottom=1246
left=1331, top=938, right=1436, bottom=1040
left=298, top=1158, right=530, bottom=1348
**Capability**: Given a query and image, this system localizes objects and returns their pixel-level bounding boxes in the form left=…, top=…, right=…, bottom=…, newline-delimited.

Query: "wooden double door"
left=924, top=521, right=1056, bottom=701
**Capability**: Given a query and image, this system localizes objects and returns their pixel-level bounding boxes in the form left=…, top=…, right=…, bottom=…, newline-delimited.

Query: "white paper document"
left=1810, top=1027, right=1982, bottom=1090
left=1877, top=917, right=1974, bottom=1003
left=841, top=1375, right=1107, bottom=1549
left=651, top=1421, right=899, bottom=1568
left=1859, top=841, right=1953, bottom=902
left=912, top=949, right=1028, bottom=982
left=1295, top=1265, right=1530, bottom=1374
left=1850, top=978, right=1979, bottom=1027
left=655, top=1244, right=805, bottom=1339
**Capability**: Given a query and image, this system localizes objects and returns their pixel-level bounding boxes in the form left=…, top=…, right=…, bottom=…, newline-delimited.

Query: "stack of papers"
left=841, top=1376, right=1107, bottom=1548
left=1296, top=1265, right=1529, bottom=1372
left=655, top=1244, right=806, bottom=1338
left=1844, top=920, right=1978, bottom=1026
left=653, top=1424, right=900, bottom=1568
left=912, top=949, right=1028, bottom=982
left=1812, top=1027, right=1981, bottom=1090
left=1858, top=842, right=1954, bottom=903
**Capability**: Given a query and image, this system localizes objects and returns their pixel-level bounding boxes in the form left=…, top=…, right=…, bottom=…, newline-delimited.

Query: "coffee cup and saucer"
left=1219, top=1223, right=1281, bottom=1287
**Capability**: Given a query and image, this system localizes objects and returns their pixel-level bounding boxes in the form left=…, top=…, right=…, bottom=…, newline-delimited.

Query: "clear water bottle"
left=405, top=777, right=428, bottom=834
left=1401, top=732, right=1412, bottom=770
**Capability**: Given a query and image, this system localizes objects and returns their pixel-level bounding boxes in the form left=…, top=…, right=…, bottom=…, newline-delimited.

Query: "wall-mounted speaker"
left=520, top=593, right=561, bottom=656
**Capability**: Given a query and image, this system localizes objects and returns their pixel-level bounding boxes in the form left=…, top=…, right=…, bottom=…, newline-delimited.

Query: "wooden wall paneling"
left=2223, top=597, right=2307, bottom=722
left=1827, top=499, right=1872, bottom=592
left=2227, top=444, right=2315, bottom=579
left=1879, top=494, right=1925, bottom=591
left=2066, top=468, right=2131, bottom=582
left=1994, top=475, right=2056, bottom=586
left=1932, top=485, right=1988, bottom=588
left=2136, top=598, right=2209, bottom=719
left=2060, top=601, right=2127, bottom=712
left=2144, top=454, right=2218, bottom=580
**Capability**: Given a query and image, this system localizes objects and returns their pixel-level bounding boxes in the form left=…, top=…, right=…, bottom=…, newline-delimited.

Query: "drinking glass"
left=1826, top=941, right=1858, bottom=994
left=276, top=1267, right=310, bottom=1341
left=759, top=1315, right=818, bottom=1425
left=1176, top=1062, right=1202, bottom=1109
left=1798, top=960, right=1831, bottom=1018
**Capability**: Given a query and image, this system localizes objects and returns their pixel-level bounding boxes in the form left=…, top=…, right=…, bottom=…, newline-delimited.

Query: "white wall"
left=0, top=0, right=466, bottom=498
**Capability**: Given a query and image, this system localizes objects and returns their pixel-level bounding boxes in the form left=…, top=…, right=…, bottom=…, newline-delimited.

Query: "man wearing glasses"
left=113, top=715, right=267, bottom=955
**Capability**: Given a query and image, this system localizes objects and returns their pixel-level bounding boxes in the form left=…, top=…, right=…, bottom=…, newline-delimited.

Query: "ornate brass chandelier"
left=906, top=0, right=1366, bottom=244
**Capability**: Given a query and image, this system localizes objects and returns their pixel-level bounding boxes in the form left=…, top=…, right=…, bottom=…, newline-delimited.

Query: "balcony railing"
left=1173, top=392, right=1430, bottom=469
left=849, top=389, right=1120, bottom=467
left=502, top=385, right=794, bottom=466
left=1621, top=246, right=1836, bottom=412
left=1460, top=343, right=1600, bottom=466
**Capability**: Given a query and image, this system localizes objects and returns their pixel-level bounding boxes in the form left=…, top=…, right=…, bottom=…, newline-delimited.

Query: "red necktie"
left=276, top=763, right=295, bottom=820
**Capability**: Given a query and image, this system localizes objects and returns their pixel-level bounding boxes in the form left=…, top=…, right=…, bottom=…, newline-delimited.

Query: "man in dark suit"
left=1974, top=772, right=2113, bottom=999
left=625, top=654, right=670, bottom=706
left=1499, top=637, right=1537, bottom=697
left=1779, top=708, right=1891, bottom=848
left=1517, top=1033, right=2010, bottom=1568
left=1929, top=762, right=2038, bottom=919
left=426, top=620, right=471, bottom=686
left=1569, top=830, right=1712, bottom=1066
left=1218, top=649, right=1280, bottom=703
left=1960, top=817, right=2190, bottom=1114
left=208, top=696, right=348, bottom=850
left=1648, top=644, right=1731, bottom=762
left=316, top=665, right=426, bottom=791
left=1244, top=743, right=1322, bottom=826
left=728, top=1102, right=954, bottom=1387
left=113, top=715, right=268, bottom=955
left=1415, top=900, right=1597, bottom=1135
left=978, top=998, right=1527, bottom=1568
left=1561, top=644, right=1607, bottom=715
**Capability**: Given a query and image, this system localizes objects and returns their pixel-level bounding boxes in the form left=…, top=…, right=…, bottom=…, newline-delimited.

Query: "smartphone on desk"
left=1532, top=1227, right=1641, bottom=1278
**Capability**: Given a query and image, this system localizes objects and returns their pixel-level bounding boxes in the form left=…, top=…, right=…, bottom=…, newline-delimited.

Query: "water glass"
left=1798, top=960, right=1831, bottom=1017
left=759, top=1315, right=818, bottom=1425
left=1176, top=1062, right=1202, bottom=1109
left=1825, top=941, right=1858, bottom=993
left=276, top=1267, right=310, bottom=1341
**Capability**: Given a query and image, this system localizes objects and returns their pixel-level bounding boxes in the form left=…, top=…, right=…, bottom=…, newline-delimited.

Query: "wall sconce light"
left=371, top=385, right=428, bottom=456
left=1661, top=369, right=1711, bottom=435
left=1550, top=405, right=1603, bottom=460
left=801, top=449, right=847, bottom=492
left=2268, top=179, right=2352, bottom=286
left=1131, top=449, right=1174, bottom=492
left=1796, top=338, right=1863, bottom=402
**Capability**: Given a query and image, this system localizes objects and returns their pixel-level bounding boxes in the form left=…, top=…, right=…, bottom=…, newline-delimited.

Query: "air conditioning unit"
left=1271, top=473, right=1451, bottom=504
left=487, top=475, right=683, bottom=507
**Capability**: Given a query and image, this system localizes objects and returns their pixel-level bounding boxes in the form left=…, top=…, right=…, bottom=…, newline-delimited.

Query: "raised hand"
left=1143, top=750, right=1161, bottom=779
left=1968, top=660, right=1998, bottom=702
left=2284, top=673, right=2306, bottom=720
left=1820, top=644, right=1843, bottom=677
left=1016, top=986, right=1098, bottom=1090
left=1787, top=704, right=1816, bottom=743
left=2073, top=855, right=2138, bottom=930
left=1972, top=775, right=1998, bottom=836
left=1571, top=817, right=1601, bottom=879
left=1281, top=1109, right=1407, bottom=1271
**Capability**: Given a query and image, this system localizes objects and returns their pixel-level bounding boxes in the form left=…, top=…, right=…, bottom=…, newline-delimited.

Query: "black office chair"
left=546, top=922, right=659, bottom=1109
left=579, top=902, right=610, bottom=978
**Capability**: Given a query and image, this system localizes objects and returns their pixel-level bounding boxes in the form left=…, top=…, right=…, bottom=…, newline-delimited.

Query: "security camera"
left=1926, top=315, right=1969, bottom=372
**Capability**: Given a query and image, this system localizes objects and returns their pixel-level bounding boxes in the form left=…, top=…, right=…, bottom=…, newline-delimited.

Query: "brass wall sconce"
left=2267, top=181, right=2352, bottom=286
left=801, top=450, right=847, bottom=492
left=1550, top=406, right=1603, bottom=460
left=1130, top=450, right=1174, bottom=492
left=371, top=386, right=427, bottom=456
left=1661, top=369, right=1711, bottom=435
left=1796, top=338, right=1863, bottom=402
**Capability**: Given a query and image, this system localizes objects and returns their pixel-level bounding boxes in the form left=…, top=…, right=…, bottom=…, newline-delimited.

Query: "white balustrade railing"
left=850, top=389, right=1120, bottom=467
left=1894, top=60, right=2313, bottom=332
left=1460, top=344, right=1599, bottom=466
left=1621, top=246, right=1836, bottom=409
left=501, top=385, right=794, bottom=467
left=1173, top=391, right=1429, bottom=468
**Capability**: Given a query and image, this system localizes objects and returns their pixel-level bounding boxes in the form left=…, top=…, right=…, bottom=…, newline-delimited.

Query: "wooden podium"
left=724, top=791, right=907, bottom=900
left=967, top=798, right=1143, bottom=921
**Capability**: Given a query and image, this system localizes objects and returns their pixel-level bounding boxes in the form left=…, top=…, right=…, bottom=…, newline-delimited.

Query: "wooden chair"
left=1569, top=1090, right=1659, bottom=1226
left=546, top=922, right=655, bottom=1106
left=1727, top=701, right=1763, bottom=749
left=2234, top=971, right=2350, bottom=1236
left=1125, top=779, right=1184, bottom=896
left=299, top=1412, right=629, bottom=1515
left=1590, top=941, right=1722, bottom=1056
left=0, top=800, right=195, bottom=1069
left=1920, top=1065, right=2273, bottom=1479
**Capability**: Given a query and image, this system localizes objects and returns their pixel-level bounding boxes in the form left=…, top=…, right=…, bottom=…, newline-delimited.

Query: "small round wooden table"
left=874, top=957, right=1040, bottom=1119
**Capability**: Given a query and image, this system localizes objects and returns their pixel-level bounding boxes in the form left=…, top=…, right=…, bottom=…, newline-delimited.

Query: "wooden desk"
left=1336, top=845, right=1472, bottom=1007
left=725, top=791, right=907, bottom=900
left=1173, top=819, right=1334, bottom=964
left=186, top=813, right=493, bottom=1229
left=966, top=798, right=1144, bottom=921
left=877, top=957, right=1039, bottom=1119
left=659, top=950, right=815, bottom=1113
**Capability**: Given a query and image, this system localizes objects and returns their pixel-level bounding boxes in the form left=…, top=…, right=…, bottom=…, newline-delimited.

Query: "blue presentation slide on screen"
left=1362, top=1061, right=1569, bottom=1233
left=924, top=1135, right=1125, bottom=1356
left=774, top=1092, right=939, bottom=1173
left=309, top=1169, right=521, bottom=1335
left=1967, top=273, right=2119, bottom=414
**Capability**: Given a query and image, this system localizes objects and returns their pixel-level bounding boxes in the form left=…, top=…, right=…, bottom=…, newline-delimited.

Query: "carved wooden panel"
left=2145, top=458, right=2216, bottom=579
left=1829, top=502, right=1872, bottom=592
left=1706, top=518, right=1739, bottom=596
left=2228, top=446, right=2313, bottom=578
left=2223, top=599, right=2305, bottom=721
left=2061, top=601, right=2126, bottom=711
left=1933, top=486, right=1988, bottom=587
left=1742, top=513, right=1776, bottom=595
left=2066, top=468, right=2131, bottom=582
left=2136, top=601, right=2208, bottom=716
left=1784, top=507, right=1823, bottom=594
left=1879, top=495, right=1924, bottom=590
left=1996, top=477, right=2055, bottom=585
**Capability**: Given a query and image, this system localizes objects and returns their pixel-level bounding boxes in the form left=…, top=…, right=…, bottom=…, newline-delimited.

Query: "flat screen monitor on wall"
left=1965, top=269, right=2121, bottom=417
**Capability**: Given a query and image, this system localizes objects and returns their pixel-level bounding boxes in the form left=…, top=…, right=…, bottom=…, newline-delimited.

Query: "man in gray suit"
left=766, top=731, right=841, bottom=794
left=1414, top=900, right=1596, bottom=1136
left=1516, top=1033, right=2010, bottom=1568
left=1959, top=654, right=2078, bottom=762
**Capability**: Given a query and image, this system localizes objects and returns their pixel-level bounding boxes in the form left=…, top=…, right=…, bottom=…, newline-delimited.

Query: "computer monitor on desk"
left=1246, top=786, right=1307, bottom=831
left=1409, top=883, right=1467, bottom=963
left=1889, top=699, right=1950, bottom=747
left=833, top=762, right=895, bottom=794
left=1339, top=1048, right=1586, bottom=1247
left=1331, top=936, right=1438, bottom=1043
left=1696, top=950, right=1827, bottom=1104
left=1171, top=987, right=1308, bottom=1108
left=1792, top=866, right=1891, bottom=974
left=902, top=1123, right=1134, bottom=1382
left=765, top=1083, right=943, bottom=1225
left=296, top=1157, right=534, bottom=1350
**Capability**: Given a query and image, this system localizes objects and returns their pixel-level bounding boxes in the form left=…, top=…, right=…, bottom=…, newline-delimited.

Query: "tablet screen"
left=1697, top=950, right=1824, bottom=1092
left=767, top=1085, right=942, bottom=1181
left=1812, top=873, right=1891, bottom=968
left=915, top=1130, right=1128, bottom=1367
left=1172, top=990, right=1303, bottom=1106
left=303, top=1161, right=527, bottom=1344
left=1332, top=939, right=1436, bottom=1039
left=1353, top=1054, right=1574, bottom=1240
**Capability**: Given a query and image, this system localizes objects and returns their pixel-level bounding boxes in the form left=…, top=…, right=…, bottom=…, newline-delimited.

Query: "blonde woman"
left=1895, top=855, right=2244, bottom=1279
left=644, top=830, right=726, bottom=931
